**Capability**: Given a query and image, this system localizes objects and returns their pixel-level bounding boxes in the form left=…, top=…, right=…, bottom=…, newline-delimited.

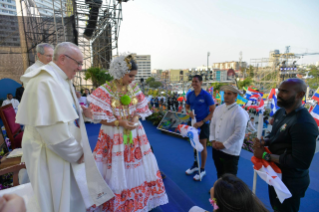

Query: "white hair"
left=36, top=43, right=54, bottom=55
left=53, top=42, right=81, bottom=61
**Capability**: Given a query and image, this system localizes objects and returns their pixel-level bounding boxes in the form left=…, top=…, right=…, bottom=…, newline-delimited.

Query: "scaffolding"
left=250, top=52, right=301, bottom=91
left=11, top=0, right=126, bottom=87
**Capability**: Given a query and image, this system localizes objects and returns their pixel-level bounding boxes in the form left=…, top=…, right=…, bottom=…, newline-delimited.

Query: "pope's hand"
left=82, top=105, right=93, bottom=119
left=1, top=194, right=26, bottom=212
left=77, top=154, right=84, bottom=164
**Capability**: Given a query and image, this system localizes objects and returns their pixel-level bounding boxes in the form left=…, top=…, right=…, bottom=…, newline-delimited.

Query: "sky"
left=118, top=0, right=319, bottom=70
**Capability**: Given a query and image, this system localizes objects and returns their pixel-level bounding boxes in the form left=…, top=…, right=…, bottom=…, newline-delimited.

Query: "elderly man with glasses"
left=16, top=42, right=113, bottom=212
left=24, top=43, right=54, bottom=76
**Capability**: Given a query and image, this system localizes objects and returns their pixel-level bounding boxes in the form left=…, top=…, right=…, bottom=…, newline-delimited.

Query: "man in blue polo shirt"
left=185, top=75, right=215, bottom=180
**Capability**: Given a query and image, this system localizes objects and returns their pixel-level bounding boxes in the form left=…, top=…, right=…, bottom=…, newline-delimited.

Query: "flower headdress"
left=109, top=53, right=137, bottom=80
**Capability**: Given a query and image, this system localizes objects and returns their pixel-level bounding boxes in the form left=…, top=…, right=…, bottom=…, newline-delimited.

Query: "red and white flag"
left=251, top=147, right=292, bottom=203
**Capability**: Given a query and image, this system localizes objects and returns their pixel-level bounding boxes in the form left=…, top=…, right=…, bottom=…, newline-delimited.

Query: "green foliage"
left=146, top=77, right=156, bottom=84
left=146, top=110, right=165, bottom=126
left=84, top=67, right=113, bottom=88
left=210, top=82, right=228, bottom=91
left=264, top=108, right=271, bottom=117
left=246, top=65, right=255, bottom=78
left=149, top=81, right=163, bottom=88
left=306, top=67, right=319, bottom=89
left=237, top=77, right=253, bottom=89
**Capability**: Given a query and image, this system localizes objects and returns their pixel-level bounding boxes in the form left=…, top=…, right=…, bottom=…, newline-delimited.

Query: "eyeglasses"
left=64, top=55, right=83, bottom=67
left=44, top=54, right=53, bottom=58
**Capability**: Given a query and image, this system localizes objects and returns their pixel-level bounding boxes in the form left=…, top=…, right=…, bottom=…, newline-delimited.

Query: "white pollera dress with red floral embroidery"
left=87, top=82, right=168, bottom=212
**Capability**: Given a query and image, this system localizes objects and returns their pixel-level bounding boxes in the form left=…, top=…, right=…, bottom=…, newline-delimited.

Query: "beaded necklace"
left=110, top=80, right=138, bottom=145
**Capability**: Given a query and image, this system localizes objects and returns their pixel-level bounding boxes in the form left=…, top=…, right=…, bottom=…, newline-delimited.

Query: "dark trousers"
left=269, top=175, right=310, bottom=212
left=212, top=148, right=239, bottom=178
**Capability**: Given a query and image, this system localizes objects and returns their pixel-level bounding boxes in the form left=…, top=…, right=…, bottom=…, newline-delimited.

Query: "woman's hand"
left=120, top=120, right=138, bottom=130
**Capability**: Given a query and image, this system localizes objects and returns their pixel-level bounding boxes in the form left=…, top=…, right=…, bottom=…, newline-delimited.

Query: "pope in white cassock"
left=16, top=42, right=114, bottom=212
left=1, top=93, right=19, bottom=113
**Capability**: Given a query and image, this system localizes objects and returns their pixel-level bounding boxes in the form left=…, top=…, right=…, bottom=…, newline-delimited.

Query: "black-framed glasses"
left=64, top=55, right=83, bottom=67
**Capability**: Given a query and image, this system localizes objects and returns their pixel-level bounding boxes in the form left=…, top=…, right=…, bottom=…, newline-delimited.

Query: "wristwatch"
left=262, top=152, right=271, bottom=161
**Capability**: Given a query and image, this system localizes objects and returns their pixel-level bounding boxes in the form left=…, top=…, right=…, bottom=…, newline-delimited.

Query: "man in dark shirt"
left=15, top=83, right=25, bottom=102
left=167, top=96, right=173, bottom=110
left=253, top=78, right=318, bottom=212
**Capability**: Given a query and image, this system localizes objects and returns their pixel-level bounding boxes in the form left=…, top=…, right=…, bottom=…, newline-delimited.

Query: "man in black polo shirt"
left=253, top=78, right=318, bottom=212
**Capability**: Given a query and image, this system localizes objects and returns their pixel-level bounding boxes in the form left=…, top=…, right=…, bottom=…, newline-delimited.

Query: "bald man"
left=253, top=78, right=318, bottom=212
left=16, top=42, right=113, bottom=212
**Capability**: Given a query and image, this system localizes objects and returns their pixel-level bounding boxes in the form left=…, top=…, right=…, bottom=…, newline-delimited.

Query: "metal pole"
left=60, top=0, right=66, bottom=41
left=52, top=0, right=58, bottom=43
left=207, top=52, right=210, bottom=69
left=252, top=170, right=257, bottom=194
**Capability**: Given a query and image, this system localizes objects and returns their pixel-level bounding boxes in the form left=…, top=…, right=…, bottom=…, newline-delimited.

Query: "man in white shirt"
left=16, top=42, right=113, bottom=212
left=247, top=117, right=257, bottom=133
left=24, top=43, right=54, bottom=75
left=1, top=93, right=19, bottom=113
left=209, top=85, right=249, bottom=178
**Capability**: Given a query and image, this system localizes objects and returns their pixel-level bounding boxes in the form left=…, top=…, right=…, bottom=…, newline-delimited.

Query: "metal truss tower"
left=17, top=0, right=127, bottom=87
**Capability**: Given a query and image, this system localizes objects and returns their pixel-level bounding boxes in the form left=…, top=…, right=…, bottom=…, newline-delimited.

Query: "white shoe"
left=185, top=165, right=199, bottom=175
left=193, top=170, right=206, bottom=181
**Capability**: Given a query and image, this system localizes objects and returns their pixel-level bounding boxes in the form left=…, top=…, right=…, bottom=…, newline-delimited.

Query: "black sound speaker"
left=83, top=0, right=102, bottom=39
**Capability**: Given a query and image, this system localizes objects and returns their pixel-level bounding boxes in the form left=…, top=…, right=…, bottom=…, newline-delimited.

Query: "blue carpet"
left=86, top=121, right=319, bottom=212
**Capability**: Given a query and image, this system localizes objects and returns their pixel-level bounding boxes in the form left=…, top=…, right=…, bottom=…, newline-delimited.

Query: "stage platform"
left=86, top=121, right=319, bottom=212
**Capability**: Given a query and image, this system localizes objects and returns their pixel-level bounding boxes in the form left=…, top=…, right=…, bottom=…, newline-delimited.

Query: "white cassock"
left=24, top=60, right=44, bottom=75
left=1, top=98, right=19, bottom=113
left=16, top=61, right=114, bottom=212
left=23, top=60, right=44, bottom=87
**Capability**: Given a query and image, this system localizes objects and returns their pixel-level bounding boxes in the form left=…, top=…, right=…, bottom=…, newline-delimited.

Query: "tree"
left=307, top=66, right=319, bottom=89
left=237, top=77, right=253, bottom=89
left=84, top=67, right=113, bottom=88
left=246, top=65, right=255, bottom=78
left=210, top=82, right=228, bottom=91
left=146, top=77, right=156, bottom=84
left=149, top=81, right=163, bottom=88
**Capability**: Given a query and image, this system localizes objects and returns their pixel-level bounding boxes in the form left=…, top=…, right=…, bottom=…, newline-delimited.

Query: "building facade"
left=269, top=49, right=280, bottom=67
left=215, top=70, right=227, bottom=82
left=169, top=69, right=189, bottom=82
left=133, top=54, right=151, bottom=81
left=213, top=61, right=247, bottom=70
left=0, top=0, right=17, bottom=16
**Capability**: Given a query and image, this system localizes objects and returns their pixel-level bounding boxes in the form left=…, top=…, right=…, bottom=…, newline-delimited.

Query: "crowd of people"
left=0, top=42, right=317, bottom=212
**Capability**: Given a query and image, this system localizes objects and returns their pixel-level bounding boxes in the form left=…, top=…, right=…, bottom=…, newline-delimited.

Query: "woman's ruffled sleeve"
left=133, top=83, right=152, bottom=120
left=87, top=85, right=117, bottom=123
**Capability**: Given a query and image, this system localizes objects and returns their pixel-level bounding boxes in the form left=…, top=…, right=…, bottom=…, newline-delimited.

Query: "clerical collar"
left=51, top=62, right=68, bottom=80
